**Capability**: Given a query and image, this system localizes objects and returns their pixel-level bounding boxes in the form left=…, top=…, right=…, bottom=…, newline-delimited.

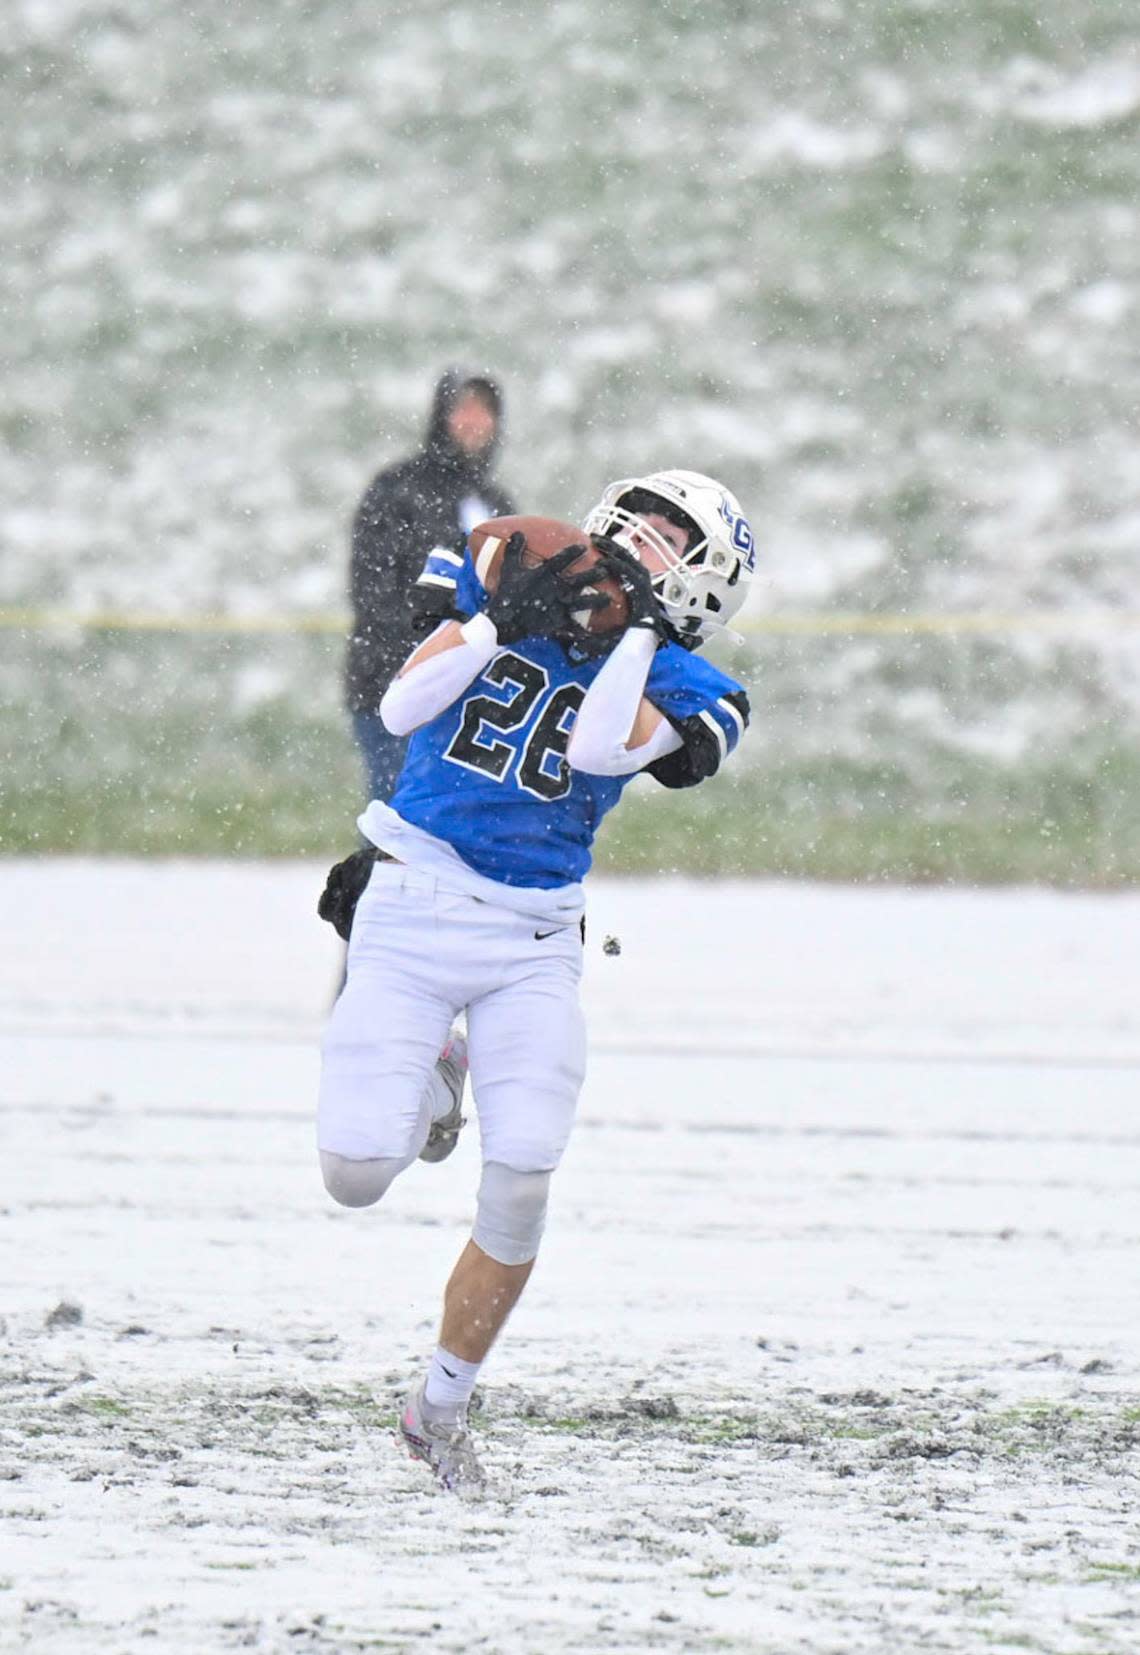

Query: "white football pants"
left=318, top=862, right=586, bottom=1172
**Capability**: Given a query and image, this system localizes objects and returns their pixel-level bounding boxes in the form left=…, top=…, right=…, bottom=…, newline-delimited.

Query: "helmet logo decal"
left=719, top=498, right=755, bottom=569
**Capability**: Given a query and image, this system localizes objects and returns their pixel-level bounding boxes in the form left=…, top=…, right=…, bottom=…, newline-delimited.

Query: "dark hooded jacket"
left=345, top=368, right=516, bottom=713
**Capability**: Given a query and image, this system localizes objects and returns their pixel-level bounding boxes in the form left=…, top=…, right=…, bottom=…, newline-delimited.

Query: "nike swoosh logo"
left=534, top=928, right=562, bottom=940
left=440, top=1364, right=457, bottom=1379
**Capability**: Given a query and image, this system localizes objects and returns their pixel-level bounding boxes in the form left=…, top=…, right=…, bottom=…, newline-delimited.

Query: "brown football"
left=468, top=514, right=629, bottom=634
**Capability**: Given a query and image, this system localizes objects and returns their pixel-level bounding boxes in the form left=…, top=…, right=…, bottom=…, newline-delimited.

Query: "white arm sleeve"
left=379, top=614, right=500, bottom=737
left=566, top=627, right=684, bottom=776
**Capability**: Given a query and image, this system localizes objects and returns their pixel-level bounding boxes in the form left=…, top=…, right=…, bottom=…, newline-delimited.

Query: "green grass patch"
left=8, top=733, right=1140, bottom=884
left=978, top=1634, right=1053, bottom=1651
left=7, top=631, right=1140, bottom=883
left=531, top=1416, right=597, bottom=1435
left=988, top=1402, right=1087, bottom=1430
left=1084, top=1562, right=1140, bottom=1582
left=68, top=1396, right=130, bottom=1418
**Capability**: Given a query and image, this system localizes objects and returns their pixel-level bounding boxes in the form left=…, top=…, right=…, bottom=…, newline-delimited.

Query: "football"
left=468, top=514, right=629, bottom=634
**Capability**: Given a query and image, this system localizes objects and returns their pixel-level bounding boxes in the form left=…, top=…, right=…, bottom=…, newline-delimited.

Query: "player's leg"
left=318, top=864, right=460, bottom=1205
left=400, top=923, right=584, bottom=1486
left=323, top=851, right=470, bottom=1139
left=438, top=1236, right=536, bottom=1359
left=456, top=932, right=584, bottom=1338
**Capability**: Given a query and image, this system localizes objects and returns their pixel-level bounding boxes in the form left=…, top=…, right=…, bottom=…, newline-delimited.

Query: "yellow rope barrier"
left=741, top=611, right=1140, bottom=636
left=0, top=606, right=342, bottom=636
left=4, top=606, right=1140, bottom=638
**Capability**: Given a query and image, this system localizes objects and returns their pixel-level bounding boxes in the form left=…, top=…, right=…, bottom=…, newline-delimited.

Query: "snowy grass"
left=3, top=864, right=1140, bottom=1651
left=6, top=626, right=1140, bottom=879
left=7, top=736, right=1140, bottom=884
left=7, top=0, right=1140, bottom=866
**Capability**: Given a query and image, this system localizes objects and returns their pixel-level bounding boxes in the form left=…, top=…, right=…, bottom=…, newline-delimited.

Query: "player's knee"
left=472, top=1160, right=551, bottom=1266
left=320, top=1151, right=404, bottom=1209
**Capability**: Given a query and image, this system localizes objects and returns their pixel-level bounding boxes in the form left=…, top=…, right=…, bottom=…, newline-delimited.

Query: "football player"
left=317, top=470, right=754, bottom=1491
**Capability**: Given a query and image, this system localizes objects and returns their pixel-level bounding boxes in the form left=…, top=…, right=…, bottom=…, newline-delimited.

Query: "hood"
left=423, top=366, right=505, bottom=479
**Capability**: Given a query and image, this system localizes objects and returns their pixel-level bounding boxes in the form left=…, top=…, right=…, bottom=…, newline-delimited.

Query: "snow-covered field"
left=2, top=861, right=1139, bottom=1653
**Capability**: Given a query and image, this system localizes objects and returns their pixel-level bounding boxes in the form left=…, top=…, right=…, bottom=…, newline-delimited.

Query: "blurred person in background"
left=345, top=367, right=516, bottom=802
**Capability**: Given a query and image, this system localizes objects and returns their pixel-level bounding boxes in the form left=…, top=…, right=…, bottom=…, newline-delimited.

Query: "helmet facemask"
left=584, top=473, right=752, bottom=647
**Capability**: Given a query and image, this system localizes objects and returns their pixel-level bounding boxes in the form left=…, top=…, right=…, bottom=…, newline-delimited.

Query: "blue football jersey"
left=390, top=547, right=750, bottom=889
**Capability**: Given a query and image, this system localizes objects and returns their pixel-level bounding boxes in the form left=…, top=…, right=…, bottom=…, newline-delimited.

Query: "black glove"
left=592, top=537, right=670, bottom=644
left=409, top=535, right=470, bottom=634
left=317, top=847, right=378, bottom=940
left=409, top=582, right=467, bottom=634
left=485, top=534, right=610, bottom=643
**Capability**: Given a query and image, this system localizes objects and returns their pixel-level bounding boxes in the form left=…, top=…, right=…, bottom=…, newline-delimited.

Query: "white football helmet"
left=583, top=468, right=756, bottom=646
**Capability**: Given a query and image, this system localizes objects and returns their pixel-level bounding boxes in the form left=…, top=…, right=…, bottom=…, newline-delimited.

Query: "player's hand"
left=485, top=534, right=610, bottom=643
left=592, top=537, right=669, bottom=644
left=409, top=581, right=466, bottom=634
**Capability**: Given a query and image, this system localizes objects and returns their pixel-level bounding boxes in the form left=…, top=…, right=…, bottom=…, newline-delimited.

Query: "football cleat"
left=399, top=1384, right=486, bottom=1493
left=419, top=1030, right=468, bottom=1164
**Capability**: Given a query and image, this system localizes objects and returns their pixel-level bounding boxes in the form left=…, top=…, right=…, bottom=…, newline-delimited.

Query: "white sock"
left=422, top=1346, right=482, bottom=1420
